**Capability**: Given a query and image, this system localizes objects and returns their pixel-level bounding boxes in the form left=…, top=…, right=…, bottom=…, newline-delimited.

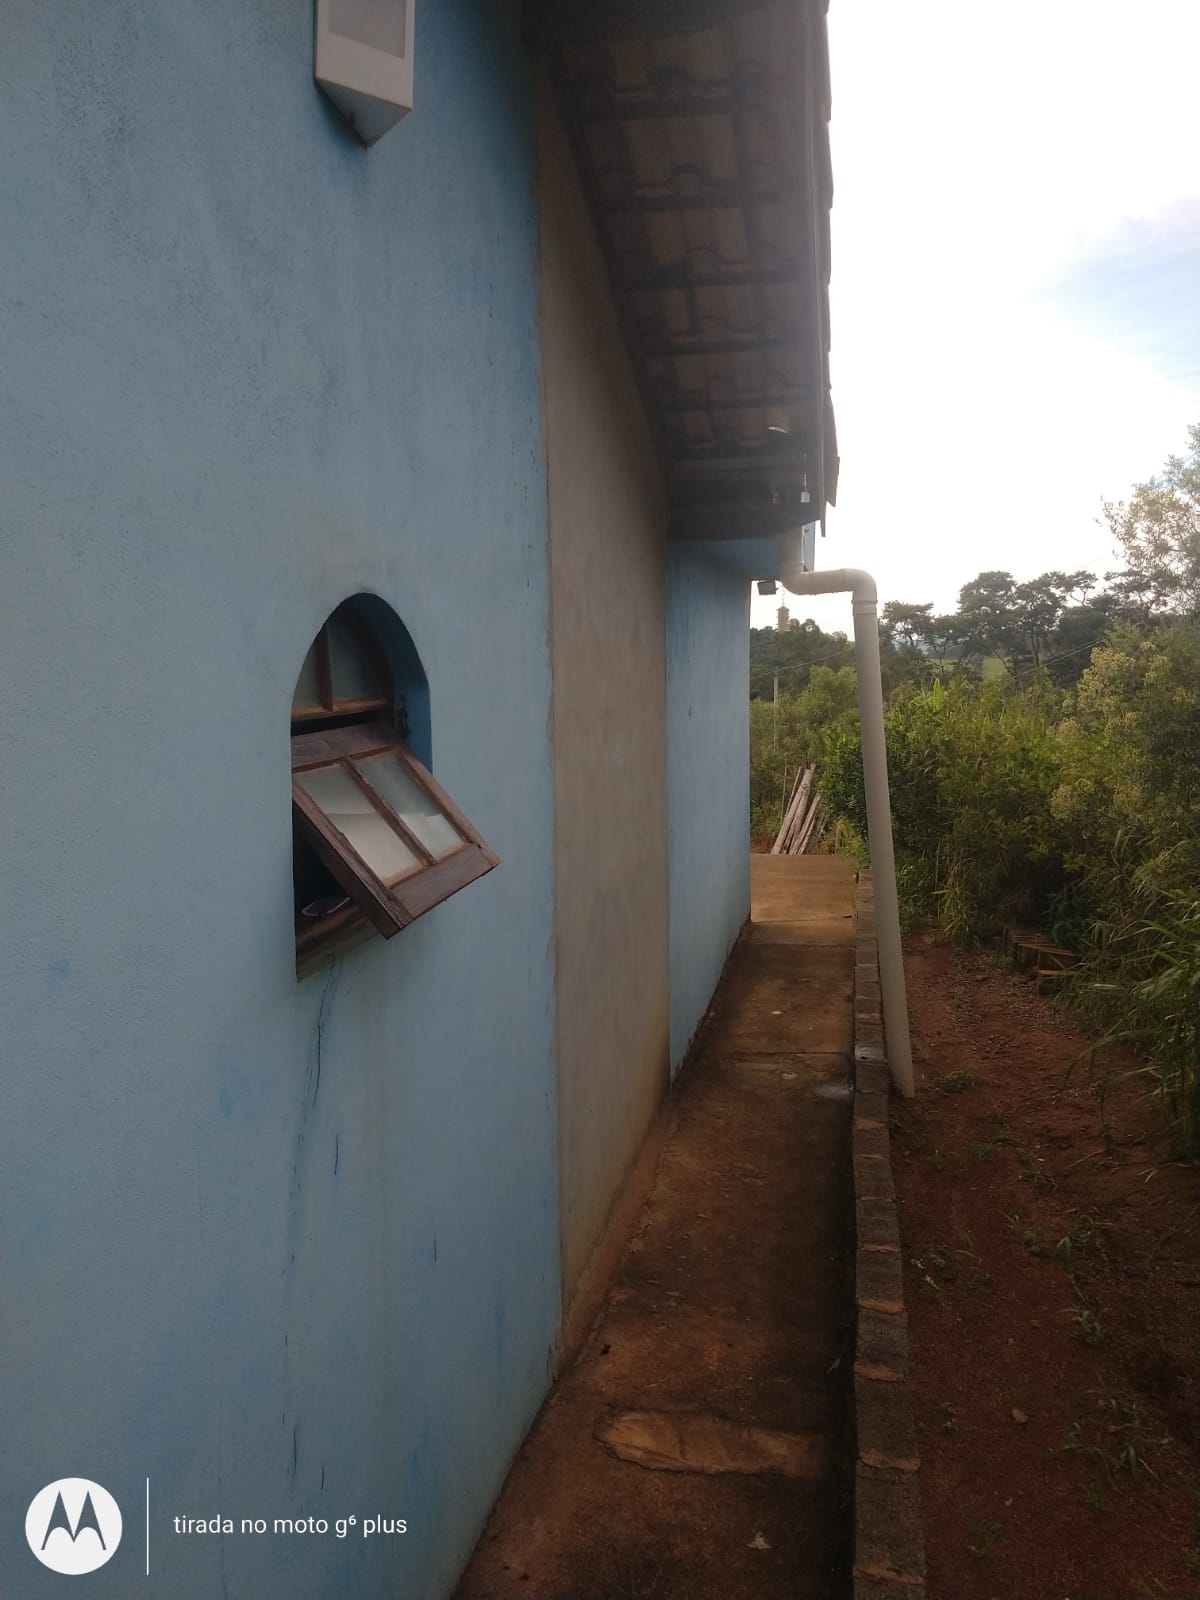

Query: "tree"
left=954, top=570, right=1023, bottom=668
left=1045, top=594, right=1118, bottom=687
left=880, top=601, right=968, bottom=684
left=951, top=569, right=1097, bottom=676
left=1052, top=621, right=1200, bottom=872
left=879, top=601, right=934, bottom=685
left=749, top=618, right=855, bottom=700
left=881, top=600, right=934, bottom=652
left=1102, top=424, right=1200, bottom=619
left=1012, top=569, right=1096, bottom=670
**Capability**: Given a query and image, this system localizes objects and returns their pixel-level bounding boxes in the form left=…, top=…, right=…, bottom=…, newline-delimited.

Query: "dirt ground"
left=457, top=859, right=857, bottom=1600
left=893, top=933, right=1199, bottom=1600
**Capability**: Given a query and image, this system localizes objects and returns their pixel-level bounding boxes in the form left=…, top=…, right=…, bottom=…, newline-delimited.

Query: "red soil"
left=892, top=934, right=1199, bottom=1600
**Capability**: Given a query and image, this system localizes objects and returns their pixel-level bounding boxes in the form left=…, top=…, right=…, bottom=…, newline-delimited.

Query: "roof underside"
left=532, top=0, right=837, bottom=546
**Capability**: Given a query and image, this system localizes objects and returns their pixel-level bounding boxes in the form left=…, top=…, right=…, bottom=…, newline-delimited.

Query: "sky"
left=751, top=0, right=1200, bottom=632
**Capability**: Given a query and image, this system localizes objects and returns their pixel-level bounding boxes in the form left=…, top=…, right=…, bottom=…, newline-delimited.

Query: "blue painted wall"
left=0, top=5, right=558, bottom=1598
left=666, top=549, right=752, bottom=1072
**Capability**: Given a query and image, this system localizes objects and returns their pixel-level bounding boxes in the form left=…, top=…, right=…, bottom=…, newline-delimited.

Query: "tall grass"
left=815, top=625, right=1200, bottom=1159
left=1072, top=888, right=1200, bottom=1158
left=748, top=666, right=856, bottom=841
left=823, top=675, right=1069, bottom=939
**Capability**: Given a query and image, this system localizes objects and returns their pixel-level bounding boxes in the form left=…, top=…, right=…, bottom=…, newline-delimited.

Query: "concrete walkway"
left=457, top=856, right=856, bottom=1600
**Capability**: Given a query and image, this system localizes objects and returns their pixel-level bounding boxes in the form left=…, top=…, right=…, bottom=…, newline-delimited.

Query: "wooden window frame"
left=292, top=720, right=499, bottom=951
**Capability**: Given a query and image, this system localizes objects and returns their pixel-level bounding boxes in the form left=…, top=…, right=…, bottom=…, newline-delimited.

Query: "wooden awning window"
left=290, top=604, right=498, bottom=966
left=292, top=720, right=498, bottom=940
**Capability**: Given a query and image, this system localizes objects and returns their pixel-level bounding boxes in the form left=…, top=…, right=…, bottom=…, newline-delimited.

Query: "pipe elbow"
left=844, top=568, right=879, bottom=607
left=777, top=561, right=877, bottom=608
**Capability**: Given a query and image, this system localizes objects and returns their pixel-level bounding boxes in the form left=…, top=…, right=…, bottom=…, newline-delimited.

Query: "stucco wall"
left=667, top=549, right=752, bottom=1071
left=0, top=6, right=558, bottom=1600
left=537, top=83, right=672, bottom=1306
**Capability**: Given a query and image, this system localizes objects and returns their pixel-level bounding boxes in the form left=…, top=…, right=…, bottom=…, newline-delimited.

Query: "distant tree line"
left=749, top=616, right=855, bottom=700
left=752, top=424, right=1200, bottom=697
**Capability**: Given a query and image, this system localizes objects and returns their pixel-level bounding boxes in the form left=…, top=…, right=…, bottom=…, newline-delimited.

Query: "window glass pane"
left=296, top=765, right=420, bottom=882
left=355, top=753, right=464, bottom=859
left=327, top=612, right=386, bottom=705
left=329, top=0, right=407, bottom=58
left=292, top=639, right=323, bottom=711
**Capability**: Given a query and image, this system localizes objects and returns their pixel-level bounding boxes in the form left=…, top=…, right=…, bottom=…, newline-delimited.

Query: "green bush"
left=1051, top=622, right=1200, bottom=903
left=1070, top=886, right=1200, bottom=1159
left=823, top=675, right=1068, bottom=939
left=816, top=626, right=1200, bottom=1156
left=1051, top=624, right=1200, bottom=1155
left=749, top=666, right=857, bottom=840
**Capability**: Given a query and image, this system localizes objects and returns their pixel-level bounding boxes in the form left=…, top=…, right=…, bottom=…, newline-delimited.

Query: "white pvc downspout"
left=776, top=559, right=915, bottom=1098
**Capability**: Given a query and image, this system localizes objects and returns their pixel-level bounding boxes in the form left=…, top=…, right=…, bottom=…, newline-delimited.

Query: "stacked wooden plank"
left=1002, top=924, right=1080, bottom=994
left=771, top=764, right=825, bottom=856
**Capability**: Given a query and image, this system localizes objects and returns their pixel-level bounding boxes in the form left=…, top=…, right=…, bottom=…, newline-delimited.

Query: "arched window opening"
left=290, top=600, right=497, bottom=975
left=291, top=605, right=394, bottom=731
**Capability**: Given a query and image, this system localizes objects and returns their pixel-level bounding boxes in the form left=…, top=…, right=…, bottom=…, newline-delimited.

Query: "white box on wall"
left=315, top=0, right=414, bottom=146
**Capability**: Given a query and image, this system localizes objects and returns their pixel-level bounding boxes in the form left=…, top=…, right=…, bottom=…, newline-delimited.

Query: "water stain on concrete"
left=597, top=1411, right=827, bottom=1479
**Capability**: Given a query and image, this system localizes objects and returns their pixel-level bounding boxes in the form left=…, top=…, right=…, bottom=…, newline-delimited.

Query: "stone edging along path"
left=852, top=871, right=927, bottom=1600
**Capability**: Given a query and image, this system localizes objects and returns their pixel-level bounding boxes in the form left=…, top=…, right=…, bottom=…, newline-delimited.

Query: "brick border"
left=852, top=872, right=926, bottom=1600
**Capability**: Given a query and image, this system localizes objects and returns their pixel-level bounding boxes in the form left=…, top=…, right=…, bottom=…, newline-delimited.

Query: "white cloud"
left=753, top=0, right=1199, bottom=631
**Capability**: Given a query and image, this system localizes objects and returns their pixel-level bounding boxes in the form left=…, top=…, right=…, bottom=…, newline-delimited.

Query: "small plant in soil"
left=1056, top=1416, right=1151, bottom=1486
left=1016, top=1142, right=1059, bottom=1192
left=967, top=1133, right=1005, bottom=1165
left=965, top=1517, right=1003, bottom=1558
left=954, top=1228, right=993, bottom=1288
left=930, top=1145, right=971, bottom=1178
left=1131, top=1573, right=1174, bottom=1599
left=1087, top=1382, right=1168, bottom=1479
left=1053, top=1208, right=1108, bottom=1262
left=935, top=1069, right=977, bottom=1094
left=1003, top=1209, right=1046, bottom=1255
left=938, top=1400, right=957, bottom=1433
left=1057, top=1420, right=1085, bottom=1455
left=1070, top=1307, right=1104, bottom=1345
left=911, top=1251, right=951, bottom=1296
left=1089, top=1380, right=1140, bottom=1428
left=1066, top=1266, right=1092, bottom=1307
